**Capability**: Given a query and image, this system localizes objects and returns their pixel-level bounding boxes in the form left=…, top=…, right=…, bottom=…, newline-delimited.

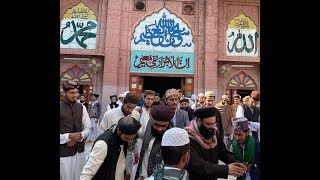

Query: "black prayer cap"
left=110, top=94, right=117, bottom=99
left=194, top=107, right=217, bottom=120
left=90, top=93, right=99, bottom=98
left=234, top=117, right=249, bottom=131
left=179, top=98, right=189, bottom=104
left=62, top=80, right=79, bottom=91
left=117, top=116, right=141, bottom=135
left=150, top=105, right=174, bottom=122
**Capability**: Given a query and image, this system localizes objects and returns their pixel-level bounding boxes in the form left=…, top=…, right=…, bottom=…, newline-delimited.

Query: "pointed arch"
left=227, top=71, right=257, bottom=89
left=60, top=65, right=93, bottom=85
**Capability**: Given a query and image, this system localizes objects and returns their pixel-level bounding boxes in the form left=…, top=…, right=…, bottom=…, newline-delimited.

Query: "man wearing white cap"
left=191, top=93, right=206, bottom=110
left=117, top=93, right=125, bottom=107
left=146, top=128, right=190, bottom=180
left=215, top=95, right=233, bottom=150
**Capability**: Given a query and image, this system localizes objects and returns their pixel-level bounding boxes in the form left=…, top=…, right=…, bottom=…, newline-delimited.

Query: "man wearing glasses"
left=60, top=80, right=91, bottom=180
left=185, top=107, right=247, bottom=180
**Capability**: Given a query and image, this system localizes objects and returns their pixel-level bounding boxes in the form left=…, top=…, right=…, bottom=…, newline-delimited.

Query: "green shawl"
left=231, top=135, right=255, bottom=180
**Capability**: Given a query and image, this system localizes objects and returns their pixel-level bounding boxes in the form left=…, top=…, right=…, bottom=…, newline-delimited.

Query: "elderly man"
left=185, top=107, right=246, bottom=180
left=81, top=116, right=141, bottom=180
left=165, top=88, right=190, bottom=128
left=215, top=95, right=233, bottom=150
left=231, top=117, right=260, bottom=180
left=204, top=91, right=224, bottom=137
left=98, top=92, right=140, bottom=135
left=134, top=105, right=175, bottom=179
left=146, top=128, right=190, bottom=180
left=192, top=93, right=206, bottom=110
left=60, top=80, right=91, bottom=180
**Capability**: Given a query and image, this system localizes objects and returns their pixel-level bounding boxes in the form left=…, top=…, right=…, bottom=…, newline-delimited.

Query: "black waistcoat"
left=92, top=126, right=128, bottom=180
left=60, top=100, right=85, bottom=157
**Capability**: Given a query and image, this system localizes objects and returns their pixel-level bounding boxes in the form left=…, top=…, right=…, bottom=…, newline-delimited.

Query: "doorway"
left=228, top=89, right=252, bottom=105
left=143, top=76, right=182, bottom=98
left=78, top=85, right=90, bottom=104
left=236, top=89, right=252, bottom=100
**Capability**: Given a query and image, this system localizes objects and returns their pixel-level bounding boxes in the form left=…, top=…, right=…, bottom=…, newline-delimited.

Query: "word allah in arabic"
left=227, top=30, right=259, bottom=54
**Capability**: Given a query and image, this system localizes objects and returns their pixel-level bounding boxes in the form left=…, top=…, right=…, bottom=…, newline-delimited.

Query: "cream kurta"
left=98, top=106, right=140, bottom=135
left=137, top=106, right=151, bottom=137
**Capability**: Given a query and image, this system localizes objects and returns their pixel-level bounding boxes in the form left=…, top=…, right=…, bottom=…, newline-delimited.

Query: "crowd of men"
left=60, top=80, right=260, bottom=180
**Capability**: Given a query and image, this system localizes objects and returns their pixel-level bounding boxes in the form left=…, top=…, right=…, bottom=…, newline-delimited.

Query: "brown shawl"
left=215, top=101, right=233, bottom=135
left=185, top=119, right=217, bottom=149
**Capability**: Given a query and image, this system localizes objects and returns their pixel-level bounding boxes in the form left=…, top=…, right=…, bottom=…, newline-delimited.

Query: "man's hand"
left=244, top=162, right=252, bottom=172
left=69, top=132, right=82, bottom=142
left=228, top=162, right=246, bottom=177
left=66, top=140, right=77, bottom=147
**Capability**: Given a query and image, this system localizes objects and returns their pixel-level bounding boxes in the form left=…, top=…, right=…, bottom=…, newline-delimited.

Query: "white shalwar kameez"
left=60, top=105, right=91, bottom=180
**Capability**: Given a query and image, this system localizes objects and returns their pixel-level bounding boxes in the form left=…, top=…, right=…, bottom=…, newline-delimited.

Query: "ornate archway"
left=60, top=65, right=93, bottom=85
left=226, top=71, right=257, bottom=102
left=227, top=71, right=257, bottom=89
left=60, top=65, right=93, bottom=103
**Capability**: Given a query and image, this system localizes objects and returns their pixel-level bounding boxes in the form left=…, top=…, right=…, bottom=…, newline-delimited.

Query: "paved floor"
left=85, top=141, right=93, bottom=160
left=85, top=142, right=236, bottom=179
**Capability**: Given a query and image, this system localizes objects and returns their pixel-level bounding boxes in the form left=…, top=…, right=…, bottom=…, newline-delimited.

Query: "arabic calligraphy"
left=133, top=12, right=191, bottom=48
left=133, top=54, right=190, bottom=69
left=60, top=20, right=97, bottom=49
left=227, top=29, right=259, bottom=55
left=71, top=8, right=90, bottom=19
left=234, top=19, right=250, bottom=29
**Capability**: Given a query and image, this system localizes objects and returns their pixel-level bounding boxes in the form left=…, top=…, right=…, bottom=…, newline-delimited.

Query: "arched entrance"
left=60, top=65, right=93, bottom=103
left=129, top=8, right=195, bottom=98
left=226, top=71, right=258, bottom=103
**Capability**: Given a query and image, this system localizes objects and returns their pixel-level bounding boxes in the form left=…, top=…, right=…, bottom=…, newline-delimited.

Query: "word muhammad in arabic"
left=60, top=20, right=97, bottom=49
left=60, top=2, right=98, bottom=49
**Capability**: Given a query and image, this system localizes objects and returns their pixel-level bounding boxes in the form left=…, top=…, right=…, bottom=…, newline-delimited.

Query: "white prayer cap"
left=123, top=91, right=130, bottom=97
left=221, top=94, right=229, bottom=99
left=161, top=128, right=190, bottom=147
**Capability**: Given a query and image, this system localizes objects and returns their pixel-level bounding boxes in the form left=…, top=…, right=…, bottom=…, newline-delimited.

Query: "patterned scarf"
left=152, top=163, right=189, bottom=180
left=231, top=135, right=255, bottom=180
left=185, top=119, right=217, bottom=149
left=136, top=119, right=166, bottom=178
left=147, top=138, right=162, bottom=176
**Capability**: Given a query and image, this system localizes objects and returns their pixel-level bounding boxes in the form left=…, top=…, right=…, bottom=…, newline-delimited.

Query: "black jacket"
left=186, top=131, right=235, bottom=180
